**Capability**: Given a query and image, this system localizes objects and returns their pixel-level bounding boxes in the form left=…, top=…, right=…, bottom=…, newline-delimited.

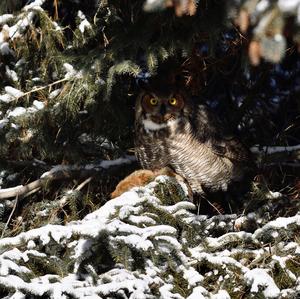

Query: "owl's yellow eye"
left=169, top=98, right=177, bottom=106
left=150, top=98, right=158, bottom=105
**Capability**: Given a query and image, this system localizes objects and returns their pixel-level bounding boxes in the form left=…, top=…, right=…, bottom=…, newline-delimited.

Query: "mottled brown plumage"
left=134, top=82, right=252, bottom=197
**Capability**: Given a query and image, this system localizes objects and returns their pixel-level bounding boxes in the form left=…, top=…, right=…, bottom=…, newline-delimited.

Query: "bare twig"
left=1, top=195, right=18, bottom=238
left=76, top=177, right=93, bottom=191
left=16, top=77, right=69, bottom=100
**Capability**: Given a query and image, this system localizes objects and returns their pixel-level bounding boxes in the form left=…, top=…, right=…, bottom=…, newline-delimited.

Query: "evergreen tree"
left=0, top=1, right=299, bottom=297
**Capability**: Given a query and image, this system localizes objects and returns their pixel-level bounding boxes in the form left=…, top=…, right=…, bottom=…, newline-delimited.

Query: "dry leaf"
left=249, top=40, right=261, bottom=66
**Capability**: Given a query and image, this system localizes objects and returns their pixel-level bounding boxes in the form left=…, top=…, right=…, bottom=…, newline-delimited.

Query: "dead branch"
left=251, top=144, right=300, bottom=164
left=0, top=156, right=137, bottom=200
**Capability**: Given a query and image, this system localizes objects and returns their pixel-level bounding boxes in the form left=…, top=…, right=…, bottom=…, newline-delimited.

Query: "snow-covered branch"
left=0, top=156, right=137, bottom=200
left=251, top=144, right=300, bottom=155
left=0, top=176, right=299, bottom=298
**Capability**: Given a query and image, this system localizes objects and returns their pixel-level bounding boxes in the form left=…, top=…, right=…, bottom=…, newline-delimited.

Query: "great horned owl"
left=134, top=80, right=252, bottom=198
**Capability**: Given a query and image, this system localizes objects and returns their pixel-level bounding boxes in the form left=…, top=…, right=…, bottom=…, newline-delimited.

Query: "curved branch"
left=0, top=156, right=137, bottom=200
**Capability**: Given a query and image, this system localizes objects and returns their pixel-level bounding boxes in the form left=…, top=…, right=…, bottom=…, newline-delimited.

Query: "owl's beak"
left=160, top=104, right=166, bottom=116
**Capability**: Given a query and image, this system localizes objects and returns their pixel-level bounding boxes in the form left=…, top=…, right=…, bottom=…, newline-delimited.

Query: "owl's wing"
left=209, top=136, right=251, bottom=163
left=192, top=104, right=251, bottom=163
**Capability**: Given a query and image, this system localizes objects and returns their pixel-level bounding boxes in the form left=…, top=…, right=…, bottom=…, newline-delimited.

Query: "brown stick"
left=0, top=156, right=137, bottom=200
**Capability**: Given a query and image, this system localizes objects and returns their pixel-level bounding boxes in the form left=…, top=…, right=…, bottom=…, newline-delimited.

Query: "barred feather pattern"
left=135, top=101, right=251, bottom=195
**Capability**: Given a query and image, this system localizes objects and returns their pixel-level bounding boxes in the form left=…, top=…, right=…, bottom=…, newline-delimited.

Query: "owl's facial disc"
left=141, top=93, right=184, bottom=124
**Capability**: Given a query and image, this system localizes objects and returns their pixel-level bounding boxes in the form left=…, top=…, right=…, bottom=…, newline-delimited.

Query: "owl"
left=134, top=81, right=252, bottom=198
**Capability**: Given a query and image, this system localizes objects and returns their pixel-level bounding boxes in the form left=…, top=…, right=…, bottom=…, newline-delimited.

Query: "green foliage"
left=165, top=267, right=190, bottom=297
left=153, top=179, right=187, bottom=205
left=273, top=260, right=295, bottom=290
left=286, top=256, right=300, bottom=278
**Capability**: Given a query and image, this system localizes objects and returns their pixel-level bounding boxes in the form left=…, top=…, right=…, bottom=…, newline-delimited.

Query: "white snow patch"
left=256, top=0, right=270, bottom=12
left=78, top=11, right=92, bottom=33
left=27, top=240, right=36, bottom=249
left=8, top=107, right=27, bottom=118
left=1, top=42, right=13, bottom=55
left=6, top=66, right=18, bottom=82
left=159, top=284, right=183, bottom=299
left=254, top=215, right=300, bottom=237
left=0, top=14, right=14, bottom=25
left=33, top=100, right=45, bottom=110
left=99, top=156, right=137, bottom=169
left=15, top=59, right=26, bottom=68
left=24, top=0, right=46, bottom=11
left=5, top=86, right=24, bottom=98
left=0, top=94, right=14, bottom=103
left=11, top=123, right=19, bottom=129
left=245, top=268, right=280, bottom=298
left=266, top=191, right=282, bottom=199
left=49, top=88, right=62, bottom=99
left=278, top=0, right=300, bottom=13
left=187, top=286, right=208, bottom=299
left=182, top=267, right=203, bottom=287
left=9, top=290, right=26, bottom=299
left=63, top=63, right=83, bottom=79
left=113, top=235, right=154, bottom=251
left=211, top=290, right=231, bottom=299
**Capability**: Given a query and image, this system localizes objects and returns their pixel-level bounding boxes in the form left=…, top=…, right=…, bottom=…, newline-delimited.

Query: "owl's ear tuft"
left=137, top=79, right=150, bottom=91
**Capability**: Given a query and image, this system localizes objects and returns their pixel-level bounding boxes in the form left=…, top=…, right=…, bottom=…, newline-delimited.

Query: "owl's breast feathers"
left=135, top=105, right=252, bottom=195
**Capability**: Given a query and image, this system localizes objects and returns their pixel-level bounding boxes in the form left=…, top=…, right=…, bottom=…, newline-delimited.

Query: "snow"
left=254, top=214, right=300, bottom=236
left=63, top=63, right=83, bottom=79
left=0, top=94, right=14, bottom=103
left=278, top=0, right=300, bottom=12
left=23, top=0, right=46, bottom=11
left=266, top=190, right=282, bottom=199
left=211, top=290, right=231, bottom=299
left=256, top=0, right=270, bottom=12
left=0, top=175, right=299, bottom=297
left=251, top=144, right=300, bottom=154
left=40, top=157, right=136, bottom=180
left=182, top=267, right=203, bottom=286
left=6, top=66, right=19, bottom=82
left=33, top=100, right=45, bottom=110
left=49, top=88, right=62, bottom=99
left=113, top=234, right=154, bottom=250
left=5, top=86, right=24, bottom=99
left=8, top=107, right=27, bottom=118
left=245, top=268, right=280, bottom=298
left=27, top=240, right=36, bottom=249
left=0, top=118, right=9, bottom=129
left=10, top=291, right=26, bottom=299
left=0, top=14, right=14, bottom=25
left=99, top=156, right=137, bottom=168
left=78, top=10, right=92, bottom=33
left=0, top=42, right=13, bottom=55
left=186, top=286, right=207, bottom=299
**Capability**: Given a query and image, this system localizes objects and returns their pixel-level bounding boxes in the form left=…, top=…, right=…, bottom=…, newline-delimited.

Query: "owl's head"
left=135, top=62, right=191, bottom=131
